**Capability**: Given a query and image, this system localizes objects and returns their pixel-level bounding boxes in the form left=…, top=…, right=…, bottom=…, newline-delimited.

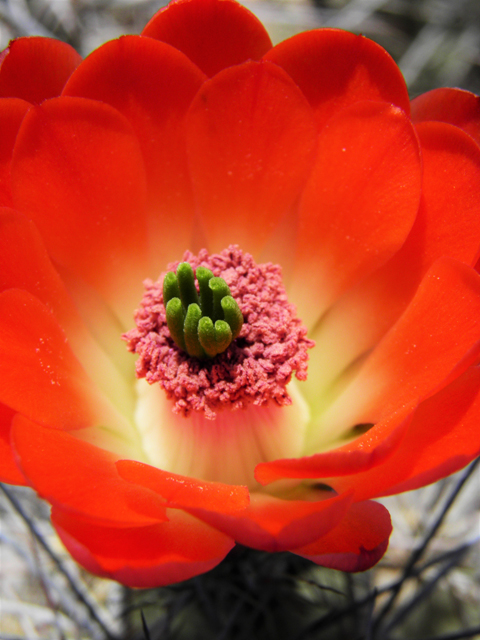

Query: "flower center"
left=163, top=261, right=243, bottom=358
left=124, top=246, right=314, bottom=420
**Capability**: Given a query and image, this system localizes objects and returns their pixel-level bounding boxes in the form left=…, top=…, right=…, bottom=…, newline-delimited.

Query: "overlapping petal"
left=290, top=100, right=421, bottom=325
left=11, top=97, right=149, bottom=326
left=185, top=60, right=317, bottom=259
left=0, top=99, right=30, bottom=206
left=142, top=0, right=272, bottom=77
left=0, top=37, right=81, bottom=104
left=0, top=207, right=137, bottom=415
left=295, top=501, right=392, bottom=572
left=332, top=365, right=480, bottom=501
left=264, top=29, right=410, bottom=129
left=258, top=357, right=480, bottom=503
left=53, top=506, right=235, bottom=588
left=304, top=121, right=480, bottom=403
left=310, top=258, right=480, bottom=444
left=189, top=490, right=354, bottom=552
left=63, top=36, right=206, bottom=274
left=0, top=289, right=124, bottom=430
left=12, top=417, right=166, bottom=525
left=412, top=87, right=480, bottom=144
left=116, top=459, right=250, bottom=515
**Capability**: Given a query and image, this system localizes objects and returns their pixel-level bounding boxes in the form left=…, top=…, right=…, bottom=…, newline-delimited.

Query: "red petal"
left=307, top=121, right=480, bottom=404
left=186, top=60, right=317, bottom=257
left=291, top=100, right=421, bottom=326
left=11, top=97, right=149, bottom=324
left=0, top=208, right=137, bottom=416
left=264, top=29, right=410, bottom=130
left=412, top=88, right=480, bottom=145
left=0, top=403, right=26, bottom=484
left=0, top=207, right=78, bottom=322
left=12, top=416, right=167, bottom=526
left=396, top=122, right=480, bottom=270
left=0, top=98, right=30, bottom=207
left=116, top=459, right=249, bottom=514
left=295, top=501, right=392, bottom=572
left=142, top=0, right=272, bottom=77
left=332, top=365, right=480, bottom=501
left=190, top=490, right=353, bottom=552
left=63, top=36, right=206, bottom=274
left=314, top=258, right=480, bottom=445
left=52, top=506, right=235, bottom=588
left=0, top=37, right=81, bottom=104
left=255, top=405, right=412, bottom=485
left=0, top=289, right=118, bottom=429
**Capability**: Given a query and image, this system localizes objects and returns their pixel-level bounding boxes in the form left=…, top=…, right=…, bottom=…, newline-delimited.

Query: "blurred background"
left=0, top=0, right=479, bottom=638
left=0, top=0, right=480, bottom=95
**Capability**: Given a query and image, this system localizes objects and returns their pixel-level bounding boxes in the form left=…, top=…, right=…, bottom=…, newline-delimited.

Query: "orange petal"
left=0, top=99, right=30, bottom=207
left=0, top=403, right=26, bottom=484
left=52, top=505, right=235, bottom=588
left=0, top=207, right=81, bottom=325
left=304, top=120, right=480, bottom=402
left=412, top=88, right=480, bottom=145
left=116, top=459, right=249, bottom=515
left=12, top=416, right=167, bottom=526
left=313, top=258, right=480, bottom=445
left=63, top=35, right=206, bottom=274
left=331, top=365, right=480, bottom=501
left=11, top=96, right=149, bottom=325
left=190, top=490, right=353, bottom=552
left=185, top=60, right=317, bottom=257
left=0, top=207, right=137, bottom=417
left=142, top=0, right=272, bottom=78
left=0, top=37, right=81, bottom=104
left=255, top=405, right=412, bottom=485
left=0, top=289, right=120, bottom=430
left=291, top=100, right=421, bottom=326
left=264, top=29, right=410, bottom=130
left=295, top=501, right=392, bottom=572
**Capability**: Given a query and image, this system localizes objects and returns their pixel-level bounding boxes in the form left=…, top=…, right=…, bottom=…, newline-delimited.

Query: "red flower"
left=1, top=0, right=480, bottom=588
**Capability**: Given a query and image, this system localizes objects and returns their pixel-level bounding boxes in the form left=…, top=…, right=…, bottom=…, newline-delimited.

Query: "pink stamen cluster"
left=124, top=246, right=314, bottom=419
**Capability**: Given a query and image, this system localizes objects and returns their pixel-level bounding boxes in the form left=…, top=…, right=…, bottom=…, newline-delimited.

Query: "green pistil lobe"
left=163, top=263, right=243, bottom=358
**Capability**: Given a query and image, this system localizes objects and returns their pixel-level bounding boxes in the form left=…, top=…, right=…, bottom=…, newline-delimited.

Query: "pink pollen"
left=124, top=246, right=314, bottom=419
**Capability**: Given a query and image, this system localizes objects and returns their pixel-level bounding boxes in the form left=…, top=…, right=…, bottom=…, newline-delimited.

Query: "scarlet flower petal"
left=116, top=459, right=249, bottom=515
left=11, top=97, right=149, bottom=325
left=12, top=417, right=167, bottom=526
left=304, top=120, right=480, bottom=403
left=0, top=403, right=26, bottom=484
left=255, top=405, right=412, bottom=486
left=52, top=506, right=235, bottom=588
left=186, top=60, right=317, bottom=257
left=0, top=99, right=30, bottom=207
left=412, top=88, right=480, bottom=145
left=0, top=208, right=137, bottom=417
left=397, top=122, right=480, bottom=271
left=331, top=365, right=480, bottom=501
left=291, top=100, right=421, bottom=326
left=63, top=35, right=206, bottom=274
left=0, top=37, right=82, bottom=104
left=264, top=29, right=410, bottom=130
left=295, top=501, right=392, bottom=572
left=0, top=208, right=80, bottom=323
left=189, top=491, right=353, bottom=552
left=0, top=289, right=118, bottom=430
left=142, top=0, right=272, bottom=78
left=314, top=258, right=480, bottom=445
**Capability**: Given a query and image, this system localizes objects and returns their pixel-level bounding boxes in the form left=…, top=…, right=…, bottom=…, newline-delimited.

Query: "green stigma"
left=163, top=262, right=243, bottom=359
